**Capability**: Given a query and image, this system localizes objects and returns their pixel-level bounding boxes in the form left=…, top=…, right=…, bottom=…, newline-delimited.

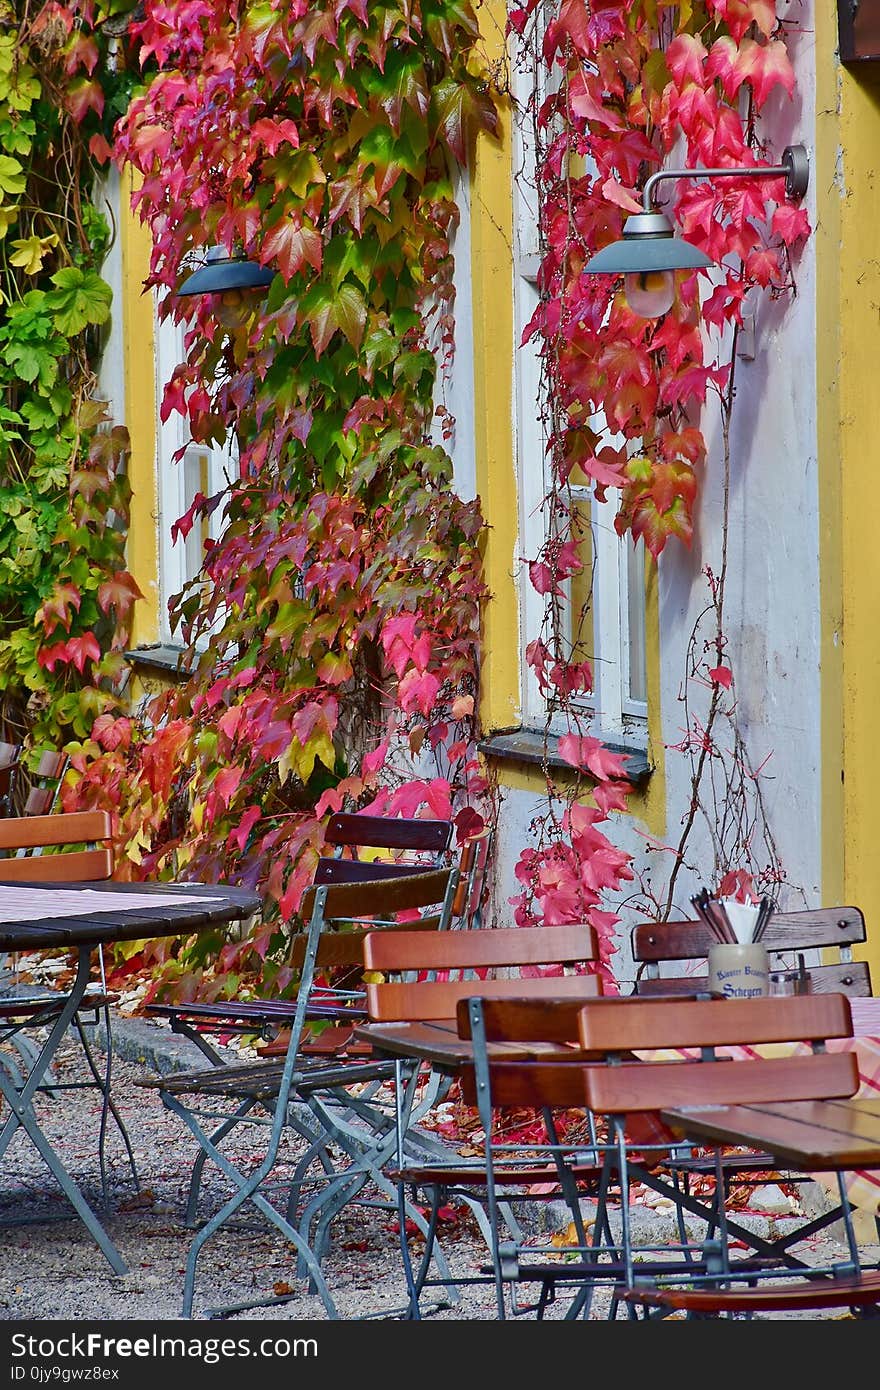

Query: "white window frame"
left=512, top=49, right=647, bottom=749
left=154, top=309, right=234, bottom=644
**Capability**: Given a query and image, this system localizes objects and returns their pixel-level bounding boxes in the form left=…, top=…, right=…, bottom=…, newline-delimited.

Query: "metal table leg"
left=0, top=944, right=128, bottom=1274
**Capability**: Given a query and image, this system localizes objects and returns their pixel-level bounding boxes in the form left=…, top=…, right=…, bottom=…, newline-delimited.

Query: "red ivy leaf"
left=708, top=665, right=734, bottom=689
left=98, top=571, right=144, bottom=618
left=666, top=33, right=708, bottom=88
left=64, top=77, right=104, bottom=122
left=36, top=583, right=82, bottom=634
left=261, top=217, right=322, bottom=280
left=772, top=202, right=811, bottom=245
left=558, top=734, right=629, bottom=781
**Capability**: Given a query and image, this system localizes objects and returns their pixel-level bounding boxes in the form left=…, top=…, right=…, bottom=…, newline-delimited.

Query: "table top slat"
left=0, top=880, right=261, bottom=951
left=661, top=1098, right=880, bottom=1170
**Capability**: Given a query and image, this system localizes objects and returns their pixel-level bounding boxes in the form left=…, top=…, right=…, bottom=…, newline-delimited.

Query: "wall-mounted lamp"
left=177, top=245, right=274, bottom=298
left=583, top=143, right=809, bottom=317
left=177, top=245, right=275, bottom=337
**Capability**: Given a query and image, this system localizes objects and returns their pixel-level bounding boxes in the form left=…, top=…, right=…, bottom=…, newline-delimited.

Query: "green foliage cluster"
left=0, top=2, right=138, bottom=760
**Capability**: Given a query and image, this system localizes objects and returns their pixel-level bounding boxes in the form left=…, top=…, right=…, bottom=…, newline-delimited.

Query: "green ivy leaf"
left=46, top=267, right=112, bottom=335
left=0, top=115, right=35, bottom=156
left=0, top=155, right=26, bottom=199
left=3, top=337, right=58, bottom=387
left=333, top=283, right=368, bottom=350
left=8, top=64, right=40, bottom=112
left=301, top=282, right=367, bottom=355
left=430, top=76, right=498, bottom=164
left=366, top=48, right=429, bottom=134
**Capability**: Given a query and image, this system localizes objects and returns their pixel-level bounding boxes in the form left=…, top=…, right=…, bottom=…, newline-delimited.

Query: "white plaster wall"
left=94, top=166, right=126, bottom=426
left=435, top=165, right=477, bottom=502
left=648, top=5, right=820, bottom=930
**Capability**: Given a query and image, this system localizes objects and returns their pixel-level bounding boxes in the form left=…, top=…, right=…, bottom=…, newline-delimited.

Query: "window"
left=154, top=310, right=234, bottom=644
left=512, top=47, right=647, bottom=750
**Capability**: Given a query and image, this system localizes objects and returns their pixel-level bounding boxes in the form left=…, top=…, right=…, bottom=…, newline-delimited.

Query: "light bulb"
left=624, top=268, right=676, bottom=318
left=216, top=288, right=248, bottom=332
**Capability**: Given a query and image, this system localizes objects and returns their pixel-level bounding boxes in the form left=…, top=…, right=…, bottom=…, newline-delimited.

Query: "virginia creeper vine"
left=0, top=1, right=139, bottom=770
left=14, top=0, right=811, bottom=1003
left=506, top=0, right=809, bottom=954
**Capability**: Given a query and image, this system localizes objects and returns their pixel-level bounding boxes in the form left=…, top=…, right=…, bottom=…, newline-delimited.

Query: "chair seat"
left=0, top=991, right=116, bottom=1019
left=138, top=1055, right=394, bottom=1099
left=620, top=1268, right=880, bottom=1313
left=258, top=1025, right=373, bottom=1058
left=391, top=1161, right=603, bottom=1187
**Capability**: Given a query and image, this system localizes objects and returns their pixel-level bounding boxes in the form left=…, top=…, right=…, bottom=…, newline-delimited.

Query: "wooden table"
left=660, top=1098, right=880, bottom=1179
left=646, top=1000, right=880, bottom=1218
left=353, top=1018, right=590, bottom=1071
left=0, top=879, right=261, bottom=1272
left=357, top=1006, right=880, bottom=1234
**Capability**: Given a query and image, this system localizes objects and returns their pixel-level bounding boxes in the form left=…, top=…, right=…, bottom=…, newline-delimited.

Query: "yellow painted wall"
left=119, top=170, right=161, bottom=650
left=816, top=11, right=880, bottom=984
left=471, top=0, right=519, bottom=738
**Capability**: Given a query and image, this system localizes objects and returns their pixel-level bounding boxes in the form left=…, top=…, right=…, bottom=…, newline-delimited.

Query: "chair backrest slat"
left=635, top=961, right=872, bottom=998
left=0, top=809, right=111, bottom=853
left=364, top=923, right=597, bottom=972
left=368, top=973, right=602, bottom=1023
left=364, top=924, right=601, bottom=1023
left=0, top=810, right=113, bottom=884
left=577, top=992, right=853, bottom=1051
left=301, top=866, right=456, bottom=922
left=457, top=993, right=684, bottom=1044
left=312, top=857, right=432, bottom=885
left=633, top=908, right=866, bottom=963
left=324, top=813, right=453, bottom=854
left=579, top=1051, right=859, bottom=1114
left=20, top=750, right=67, bottom=817
left=0, top=847, right=113, bottom=882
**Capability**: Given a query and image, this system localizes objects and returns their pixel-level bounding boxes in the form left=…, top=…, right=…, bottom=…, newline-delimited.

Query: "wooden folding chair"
left=570, top=993, right=880, bottom=1318
left=0, top=741, right=21, bottom=820
left=140, top=868, right=460, bottom=1319
left=441, top=992, right=880, bottom=1320
left=0, top=810, right=138, bottom=1201
left=357, top=925, right=603, bottom=1318
left=630, top=907, right=875, bottom=1216
left=631, top=905, right=872, bottom=998
left=145, top=811, right=458, bottom=1060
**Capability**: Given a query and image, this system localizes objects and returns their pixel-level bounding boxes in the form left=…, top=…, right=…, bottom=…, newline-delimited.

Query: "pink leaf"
left=362, top=742, right=389, bottom=777
left=666, top=33, right=708, bottom=88
left=558, top=734, right=629, bottom=781
left=399, top=669, right=441, bottom=717
left=600, top=177, right=641, bottom=214
left=772, top=203, right=811, bottom=245
left=231, top=805, right=262, bottom=853
left=708, top=664, right=733, bottom=689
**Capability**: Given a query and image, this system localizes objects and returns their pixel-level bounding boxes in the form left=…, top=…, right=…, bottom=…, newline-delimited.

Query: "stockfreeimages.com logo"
left=11, top=1332, right=317, bottom=1372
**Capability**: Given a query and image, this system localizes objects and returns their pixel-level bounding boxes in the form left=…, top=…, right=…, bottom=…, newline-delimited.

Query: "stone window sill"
left=477, top=726, right=652, bottom=786
left=123, top=644, right=194, bottom=680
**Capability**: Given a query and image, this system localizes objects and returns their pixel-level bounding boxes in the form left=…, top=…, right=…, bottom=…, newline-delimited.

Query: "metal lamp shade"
left=178, top=251, right=274, bottom=297
left=584, top=211, right=713, bottom=276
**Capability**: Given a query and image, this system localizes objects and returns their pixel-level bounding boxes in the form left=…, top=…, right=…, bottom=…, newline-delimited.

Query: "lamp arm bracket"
left=641, top=143, right=809, bottom=212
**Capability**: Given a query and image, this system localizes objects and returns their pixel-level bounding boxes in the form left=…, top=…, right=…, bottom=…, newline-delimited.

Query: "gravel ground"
left=1, top=1030, right=877, bottom=1323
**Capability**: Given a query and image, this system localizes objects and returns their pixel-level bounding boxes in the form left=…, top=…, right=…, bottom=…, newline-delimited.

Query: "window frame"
left=511, top=48, right=648, bottom=751
left=154, top=308, right=234, bottom=645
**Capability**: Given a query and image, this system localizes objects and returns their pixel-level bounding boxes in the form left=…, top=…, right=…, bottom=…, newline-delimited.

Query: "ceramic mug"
left=707, top=942, right=770, bottom=999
